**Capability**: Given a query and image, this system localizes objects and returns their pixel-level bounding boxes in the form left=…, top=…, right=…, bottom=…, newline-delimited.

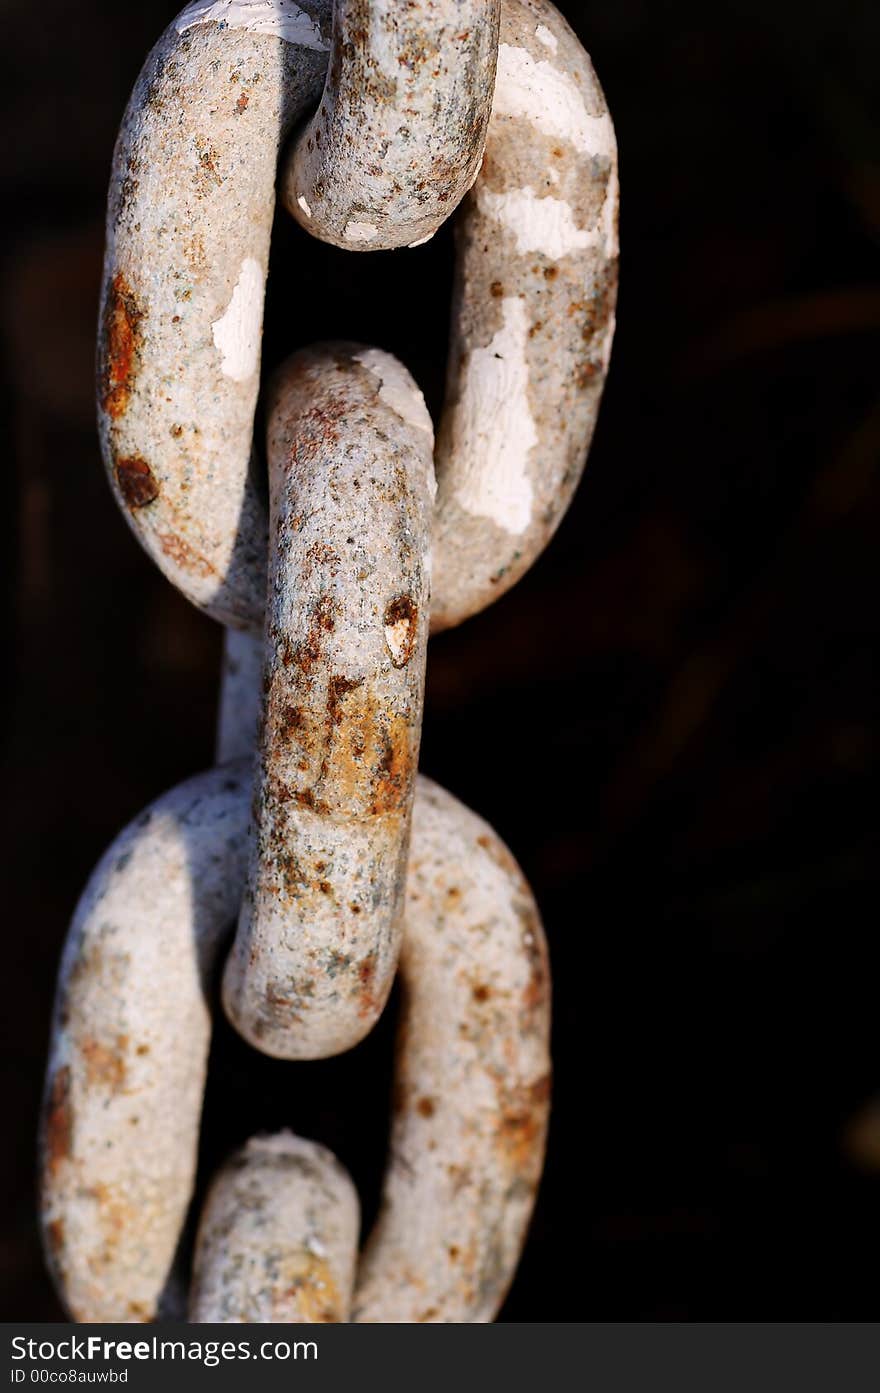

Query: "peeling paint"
left=452, top=297, right=536, bottom=535
left=211, top=257, right=264, bottom=382
left=177, top=0, right=329, bottom=49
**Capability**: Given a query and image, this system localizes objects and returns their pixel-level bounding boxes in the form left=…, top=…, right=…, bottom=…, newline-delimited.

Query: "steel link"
left=430, top=0, right=619, bottom=629
left=189, top=1134, right=360, bottom=1322
left=39, top=761, right=252, bottom=1323
left=284, top=0, right=501, bottom=251
left=98, top=0, right=614, bottom=636
left=43, top=0, right=618, bottom=1325
left=223, top=346, right=435, bottom=1059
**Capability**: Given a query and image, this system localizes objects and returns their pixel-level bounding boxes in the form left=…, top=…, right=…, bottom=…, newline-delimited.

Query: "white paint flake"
left=344, top=220, right=379, bottom=243
left=452, top=297, right=536, bottom=534
left=535, top=24, right=558, bottom=52
left=212, top=257, right=264, bottom=381
left=177, top=0, right=329, bottom=49
left=492, top=44, right=617, bottom=161
left=297, top=194, right=312, bottom=218
left=477, top=186, right=599, bottom=258
left=355, top=349, right=435, bottom=457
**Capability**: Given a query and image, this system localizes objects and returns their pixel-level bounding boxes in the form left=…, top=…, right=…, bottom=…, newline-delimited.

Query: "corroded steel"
left=430, top=0, right=619, bottom=630
left=99, top=0, right=615, bottom=638
left=189, top=1134, right=360, bottom=1322
left=222, top=346, right=434, bottom=1060
left=39, top=770, right=547, bottom=1324
left=39, top=761, right=251, bottom=1323
left=47, top=0, right=617, bottom=1326
left=98, top=0, right=333, bottom=629
left=354, top=777, right=551, bottom=1322
left=284, top=0, right=501, bottom=251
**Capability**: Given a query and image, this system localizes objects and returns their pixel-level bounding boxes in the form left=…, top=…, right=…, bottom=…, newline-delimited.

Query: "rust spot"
left=45, top=1218, right=65, bottom=1257
left=543, top=265, right=559, bottom=281
left=496, top=1075, right=552, bottom=1171
left=281, top=1257, right=343, bottom=1322
left=81, top=1035, right=128, bottom=1093
left=416, top=1096, right=436, bottom=1118
left=383, top=594, right=418, bottom=668
left=235, top=91, right=249, bottom=114
left=44, top=1067, right=73, bottom=1175
left=490, top=280, right=504, bottom=298
left=448, top=1245, right=460, bottom=1261
left=156, top=531, right=217, bottom=579
left=100, top=272, right=144, bottom=420
left=327, top=673, right=363, bottom=724
left=371, top=715, right=412, bottom=816
left=356, top=953, right=378, bottom=1018
left=115, top=456, right=159, bottom=509
left=472, top=983, right=491, bottom=1004
left=294, top=593, right=338, bottom=676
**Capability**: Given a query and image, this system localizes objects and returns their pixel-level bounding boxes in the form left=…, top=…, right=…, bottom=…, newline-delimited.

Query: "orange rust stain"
left=280, top=1256, right=343, bottom=1322
left=81, top=1035, right=129, bottom=1093
left=490, top=280, right=504, bottom=298
left=293, top=593, right=338, bottom=677
left=370, top=713, right=413, bottom=816
left=44, top=1067, right=73, bottom=1175
left=357, top=953, right=379, bottom=1019
left=235, top=91, right=250, bottom=114
left=472, top=983, right=491, bottom=1004
left=156, top=531, right=217, bottom=579
left=45, top=1218, right=65, bottom=1257
left=100, top=272, right=144, bottom=419
left=416, top=1096, right=436, bottom=1118
left=115, top=456, right=159, bottom=509
left=495, top=1075, right=552, bottom=1172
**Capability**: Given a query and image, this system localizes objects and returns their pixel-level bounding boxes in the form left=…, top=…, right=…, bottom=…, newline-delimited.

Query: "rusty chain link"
left=39, top=0, right=618, bottom=1323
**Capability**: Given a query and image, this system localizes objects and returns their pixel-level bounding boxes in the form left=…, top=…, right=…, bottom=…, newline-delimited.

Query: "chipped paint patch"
left=177, top=0, right=329, bottom=49
left=453, top=297, right=536, bottom=535
left=354, top=349, right=434, bottom=440
left=534, top=24, right=557, bottom=52
left=297, top=194, right=312, bottom=218
left=344, top=220, right=379, bottom=244
left=477, top=186, right=598, bottom=258
left=211, top=258, right=263, bottom=382
left=493, top=44, right=617, bottom=160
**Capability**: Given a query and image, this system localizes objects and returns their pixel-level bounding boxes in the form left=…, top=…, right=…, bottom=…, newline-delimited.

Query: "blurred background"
left=1, top=0, right=878, bottom=1320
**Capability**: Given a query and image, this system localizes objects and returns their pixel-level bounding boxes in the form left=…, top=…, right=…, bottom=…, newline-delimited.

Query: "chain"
left=39, top=0, right=618, bottom=1323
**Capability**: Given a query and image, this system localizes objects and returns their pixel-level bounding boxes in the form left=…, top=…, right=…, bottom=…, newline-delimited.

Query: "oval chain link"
left=40, top=0, right=618, bottom=1323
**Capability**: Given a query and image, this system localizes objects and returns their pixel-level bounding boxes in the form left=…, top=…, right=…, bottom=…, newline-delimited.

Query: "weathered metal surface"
left=429, top=0, right=619, bottom=630
left=222, top=346, right=434, bottom=1060
left=38, top=761, right=251, bottom=1323
left=97, top=1, right=332, bottom=629
left=99, top=0, right=615, bottom=638
left=353, top=777, right=551, bottom=1322
left=189, top=1133, right=359, bottom=1322
left=283, top=0, right=500, bottom=252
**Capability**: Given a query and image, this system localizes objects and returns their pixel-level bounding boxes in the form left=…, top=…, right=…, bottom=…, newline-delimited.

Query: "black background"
left=1, top=0, right=878, bottom=1320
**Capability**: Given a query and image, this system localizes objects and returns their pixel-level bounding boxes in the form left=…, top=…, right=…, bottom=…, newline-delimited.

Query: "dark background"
left=1, top=0, right=878, bottom=1320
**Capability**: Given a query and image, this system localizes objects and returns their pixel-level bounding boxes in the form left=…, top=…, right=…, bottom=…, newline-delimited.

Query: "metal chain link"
left=39, top=0, right=618, bottom=1323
